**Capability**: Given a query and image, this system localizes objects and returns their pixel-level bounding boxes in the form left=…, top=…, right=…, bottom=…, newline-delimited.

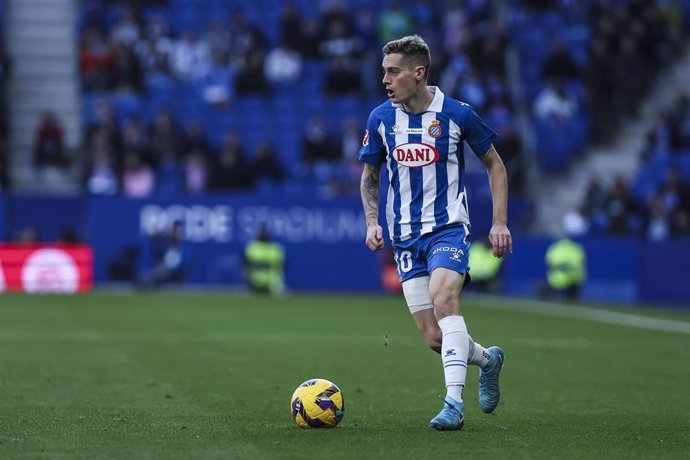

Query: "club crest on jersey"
left=393, top=142, right=439, bottom=167
left=362, top=130, right=369, bottom=146
left=428, top=119, right=443, bottom=138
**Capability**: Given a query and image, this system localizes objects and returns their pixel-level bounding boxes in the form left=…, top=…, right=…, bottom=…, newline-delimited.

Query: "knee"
left=430, top=285, right=457, bottom=317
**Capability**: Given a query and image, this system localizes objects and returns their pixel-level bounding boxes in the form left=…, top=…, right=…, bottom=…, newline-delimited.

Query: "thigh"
left=426, top=226, right=471, bottom=283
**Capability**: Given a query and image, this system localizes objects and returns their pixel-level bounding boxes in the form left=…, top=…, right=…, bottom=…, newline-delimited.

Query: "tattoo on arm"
left=361, top=165, right=381, bottom=226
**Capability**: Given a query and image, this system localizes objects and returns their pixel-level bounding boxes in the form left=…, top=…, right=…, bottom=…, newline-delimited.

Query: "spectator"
left=252, top=142, right=284, bottom=184
left=646, top=193, right=670, bottom=241
left=180, top=121, right=210, bottom=156
left=171, top=32, right=210, bottom=79
left=109, top=8, right=141, bottom=48
left=234, top=32, right=268, bottom=94
left=533, top=78, right=579, bottom=122
left=199, top=55, right=234, bottom=107
left=139, top=220, right=187, bottom=288
left=228, top=9, right=265, bottom=66
left=303, top=116, right=336, bottom=165
left=135, top=35, right=171, bottom=75
left=34, top=112, right=66, bottom=168
left=541, top=40, right=579, bottom=81
left=605, top=176, right=635, bottom=235
left=206, top=19, right=231, bottom=64
left=122, top=151, right=155, bottom=197
left=562, top=205, right=590, bottom=238
left=110, top=42, right=143, bottom=92
left=279, top=2, right=306, bottom=53
left=84, top=148, right=119, bottom=196
left=318, top=0, right=360, bottom=59
left=148, top=109, right=179, bottom=164
left=209, top=136, right=254, bottom=191
left=120, top=117, right=149, bottom=162
left=79, top=28, right=113, bottom=91
left=184, top=149, right=209, bottom=195
left=324, top=56, right=362, bottom=96
left=264, top=44, right=303, bottom=85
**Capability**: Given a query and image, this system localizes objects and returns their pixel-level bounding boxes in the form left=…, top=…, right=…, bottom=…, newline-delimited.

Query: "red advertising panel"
left=0, top=244, right=93, bottom=293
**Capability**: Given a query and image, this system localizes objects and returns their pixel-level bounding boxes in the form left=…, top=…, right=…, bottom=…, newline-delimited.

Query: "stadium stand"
left=2, top=0, right=688, bottom=242
left=0, top=0, right=7, bottom=191
left=510, top=0, right=689, bottom=173
left=75, top=0, right=527, bottom=208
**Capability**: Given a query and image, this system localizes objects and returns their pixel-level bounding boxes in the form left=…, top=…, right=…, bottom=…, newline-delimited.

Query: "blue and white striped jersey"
left=358, top=87, right=497, bottom=242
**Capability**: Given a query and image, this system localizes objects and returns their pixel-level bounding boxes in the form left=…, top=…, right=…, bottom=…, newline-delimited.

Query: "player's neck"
left=401, top=85, right=434, bottom=114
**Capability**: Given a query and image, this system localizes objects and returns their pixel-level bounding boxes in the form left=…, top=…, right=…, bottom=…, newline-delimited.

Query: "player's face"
left=382, top=53, right=422, bottom=104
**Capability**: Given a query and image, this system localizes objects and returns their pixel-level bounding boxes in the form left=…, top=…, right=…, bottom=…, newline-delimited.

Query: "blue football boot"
left=479, top=346, right=504, bottom=414
left=429, top=396, right=464, bottom=431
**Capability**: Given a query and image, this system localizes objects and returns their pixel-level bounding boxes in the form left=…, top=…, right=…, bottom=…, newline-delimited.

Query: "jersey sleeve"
left=462, top=106, right=498, bottom=158
left=358, top=112, right=387, bottom=166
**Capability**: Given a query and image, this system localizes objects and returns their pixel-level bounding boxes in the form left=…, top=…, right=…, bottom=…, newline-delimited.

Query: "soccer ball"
left=290, top=378, right=345, bottom=428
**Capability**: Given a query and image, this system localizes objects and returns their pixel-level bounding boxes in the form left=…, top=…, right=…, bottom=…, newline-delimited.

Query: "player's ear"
left=416, top=66, right=425, bottom=82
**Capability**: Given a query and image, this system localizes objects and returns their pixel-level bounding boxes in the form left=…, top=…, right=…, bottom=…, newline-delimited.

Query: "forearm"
left=360, top=164, right=381, bottom=227
left=488, top=166, right=509, bottom=225
left=483, top=146, right=509, bottom=225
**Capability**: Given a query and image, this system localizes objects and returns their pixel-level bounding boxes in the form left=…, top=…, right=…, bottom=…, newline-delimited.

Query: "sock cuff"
left=438, top=315, right=467, bottom=334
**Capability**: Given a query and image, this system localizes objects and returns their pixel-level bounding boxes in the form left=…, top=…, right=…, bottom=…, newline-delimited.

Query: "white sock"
left=438, top=315, right=469, bottom=403
left=468, top=336, right=491, bottom=368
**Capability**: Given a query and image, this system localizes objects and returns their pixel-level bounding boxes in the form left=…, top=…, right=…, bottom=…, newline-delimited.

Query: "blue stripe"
left=444, top=359, right=467, bottom=365
left=443, top=363, right=468, bottom=369
left=383, top=116, right=402, bottom=240
left=434, top=111, right=450, bottom=227
left=456, top=119, right=466, bottom=199
left=408, top=115, right=423, bottom=237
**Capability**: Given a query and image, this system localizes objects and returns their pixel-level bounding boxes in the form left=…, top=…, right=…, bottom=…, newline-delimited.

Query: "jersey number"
left=395, top=250, right=413, bottom=275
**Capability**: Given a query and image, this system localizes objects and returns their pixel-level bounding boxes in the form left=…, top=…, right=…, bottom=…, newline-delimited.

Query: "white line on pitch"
left=467, top=294, right=690, bottom=335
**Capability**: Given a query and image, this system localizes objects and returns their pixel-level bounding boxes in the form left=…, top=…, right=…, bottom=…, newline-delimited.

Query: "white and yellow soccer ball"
left=290, top=378, right=345, bottom=428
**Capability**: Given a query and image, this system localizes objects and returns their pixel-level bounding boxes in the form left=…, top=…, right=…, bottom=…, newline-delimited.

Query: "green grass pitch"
left=1, top=292, right=689, bottom=459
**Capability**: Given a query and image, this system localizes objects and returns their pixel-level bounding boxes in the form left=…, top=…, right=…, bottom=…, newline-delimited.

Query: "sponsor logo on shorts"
left=431, top=246, right=465, bottom=256
left=450, top=252, right=463, bottom=262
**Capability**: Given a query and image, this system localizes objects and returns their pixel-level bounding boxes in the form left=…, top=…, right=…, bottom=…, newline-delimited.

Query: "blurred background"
left=0, top=0, right=688, bottom=305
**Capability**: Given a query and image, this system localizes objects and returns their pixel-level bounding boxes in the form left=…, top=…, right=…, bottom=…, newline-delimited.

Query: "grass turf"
left=1, top=292, right=689, bottom=459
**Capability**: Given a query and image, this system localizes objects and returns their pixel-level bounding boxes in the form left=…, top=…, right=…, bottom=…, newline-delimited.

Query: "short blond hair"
left=382, top=35, right=431, bottom=81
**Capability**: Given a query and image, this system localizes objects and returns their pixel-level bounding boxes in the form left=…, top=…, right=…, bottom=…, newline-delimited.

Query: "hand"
left=488, top=224, right=512, bottom=258
left=365, top=224, right=384, bottom=251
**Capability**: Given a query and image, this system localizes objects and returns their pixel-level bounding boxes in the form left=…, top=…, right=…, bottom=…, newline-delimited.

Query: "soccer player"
left=358, top=35, right=512, bottom=431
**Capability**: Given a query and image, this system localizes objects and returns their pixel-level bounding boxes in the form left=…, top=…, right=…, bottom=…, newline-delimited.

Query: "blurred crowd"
left=511, top=0, right=689, bottom=173
left=70, top=0, right=526, bottom=198
left=4, top=0, right=689, bottom=243
left=562, top=91, right=690, bottom=241
left=0, top=36, right=8, bottom=191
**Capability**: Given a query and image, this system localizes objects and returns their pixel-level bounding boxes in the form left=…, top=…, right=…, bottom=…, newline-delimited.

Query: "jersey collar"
left=426, top=86, right=444, bottom=112
left=393, top=86, right=445, bottom=113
